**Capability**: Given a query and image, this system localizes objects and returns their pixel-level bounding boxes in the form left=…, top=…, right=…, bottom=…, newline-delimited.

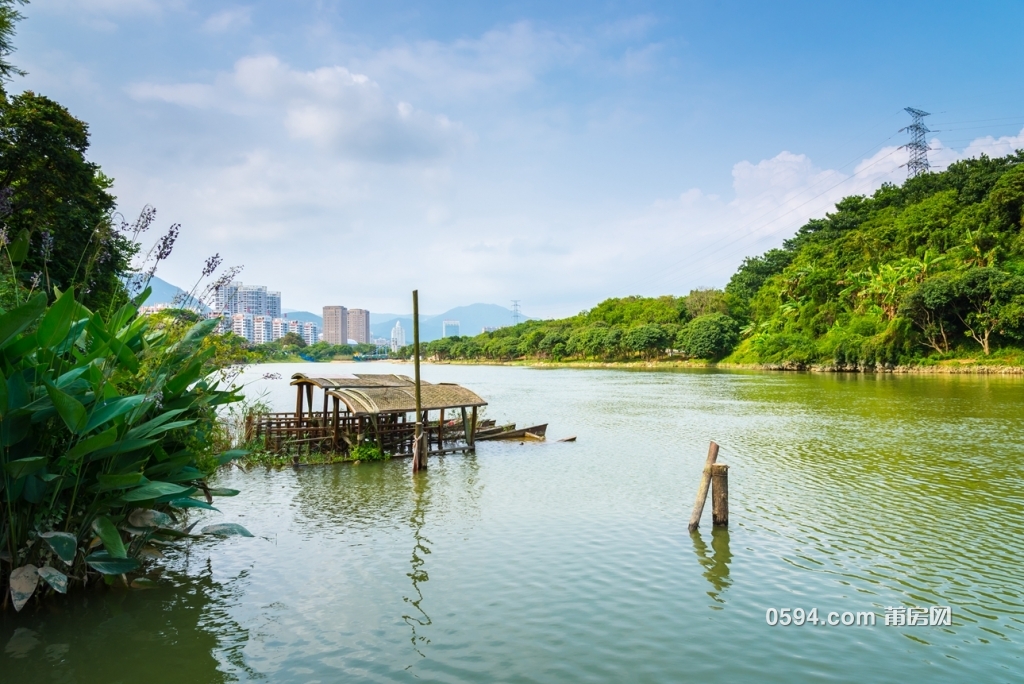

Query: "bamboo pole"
left=687, top=441, right=719, bottom=532
left=412, top=290, right=426, bottom=472
left=711, top=464, right=729, bottom=526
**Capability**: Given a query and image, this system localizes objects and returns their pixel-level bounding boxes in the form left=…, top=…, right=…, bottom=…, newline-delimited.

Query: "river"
left=3, top=362, right=1023, bottom=682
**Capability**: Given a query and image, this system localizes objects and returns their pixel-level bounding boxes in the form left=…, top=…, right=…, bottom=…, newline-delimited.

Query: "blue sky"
left=12, top=1, right=1024, bottom=316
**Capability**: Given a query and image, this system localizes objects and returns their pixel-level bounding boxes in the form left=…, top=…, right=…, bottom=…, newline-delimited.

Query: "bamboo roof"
left=328, top=384, right=487, bottom=416
left=290, top=373, right=425, bottom=389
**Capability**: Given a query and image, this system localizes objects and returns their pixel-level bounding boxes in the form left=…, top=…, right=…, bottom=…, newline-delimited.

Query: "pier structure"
left=248, top=373, right=486, bottom=458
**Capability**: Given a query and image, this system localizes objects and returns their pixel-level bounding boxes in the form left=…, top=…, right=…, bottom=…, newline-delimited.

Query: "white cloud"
left=129, top=55, right=467, bottom=162
left=201, top=7, right=251, bottom=33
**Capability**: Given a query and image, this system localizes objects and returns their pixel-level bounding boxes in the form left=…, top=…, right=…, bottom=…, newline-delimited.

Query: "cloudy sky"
left=11, top=1, right=1024, bottom=317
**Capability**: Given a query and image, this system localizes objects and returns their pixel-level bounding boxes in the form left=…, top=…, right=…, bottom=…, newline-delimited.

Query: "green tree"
left=952, top=267, right=1024, bottom=355
left=678, top=313, right=739, bottom=359
left=279, top=331, right=306, bottom=348
left=0, top=0, right=26, bottom=87
left=623, top=324, right=669, bottom=359
left=899, top=274, right=958, bottom=354
left=0, top=92, right=132, bottom=308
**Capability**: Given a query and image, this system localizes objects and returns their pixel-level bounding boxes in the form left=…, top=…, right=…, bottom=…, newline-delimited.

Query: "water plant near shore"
left=1, top=285, right=249, bottom=610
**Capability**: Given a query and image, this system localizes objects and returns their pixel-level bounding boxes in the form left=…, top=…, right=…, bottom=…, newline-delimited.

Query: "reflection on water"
left=1, top=553, right=254, bottom=682
left=691, top=527, right=732, bottom=604
left=403, top=472, right=433, bottom=664
left=5, top=363, right=1024, bottom=682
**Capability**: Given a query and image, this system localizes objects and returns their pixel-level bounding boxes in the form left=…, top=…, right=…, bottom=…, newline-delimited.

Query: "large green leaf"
left=84, top=395, right=147, bottom=432
left=9, top=564, right=38, bottom=611
left=169, top=497, right=219, bottom=512
left=181, top=317, right=220, bottom=346
left=37, top=566, right=68, bottom=594
left=217, top=449, right=249, bottom=466
left=201, top=523, right=253, bottom=537
left=37, top=287, right=84, bottom=348
left=45, top=383, right=88, bottom=433
left=4, top=456, right=46, bottom=479
left=8, top=229, right=29, bottom=264
left=120, top=481, right=191, bottom=502
left=95, top=472, right=145, bottom=491
left=89, top=438, right=157, bottom=462
left=39, top=531, right=77, bottom=564
left=91, top=516, right=127, bottom=559
left=206, top=488, right=240, bottom=497
left=0, top=366, right=7, bottom=419
left=127, top=508, right=174, bottom=529
left=85, top=552, right=140, bottom=575
left=67, top=427, right=118, bottom=461
left=0, top=294, right=46, bottom=350
left=125, top=409, right=188, bottom=439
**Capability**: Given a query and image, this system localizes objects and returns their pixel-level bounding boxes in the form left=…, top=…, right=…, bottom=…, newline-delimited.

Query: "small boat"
left=556, top=436, right=577, bottom=443
left=476, top=423, right=548, bottom=441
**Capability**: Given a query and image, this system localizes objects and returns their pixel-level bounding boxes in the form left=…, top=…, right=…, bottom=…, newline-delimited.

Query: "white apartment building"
left=230, top=313, right=253, bottom=341
left=301, top=322, right=319, bottom=346
left=253, top=316, right=272, bottom=345
left=390, top=320, right=406, bottom=351
left=272, top=318, right=288, bottom=341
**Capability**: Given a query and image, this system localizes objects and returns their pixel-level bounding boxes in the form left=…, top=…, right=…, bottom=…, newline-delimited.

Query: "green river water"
left=2, top=362, right=1023, bottom=682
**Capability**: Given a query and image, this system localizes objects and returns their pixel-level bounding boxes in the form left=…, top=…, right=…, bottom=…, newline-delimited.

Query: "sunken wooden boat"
left=476, top=423, right=548, bottom=441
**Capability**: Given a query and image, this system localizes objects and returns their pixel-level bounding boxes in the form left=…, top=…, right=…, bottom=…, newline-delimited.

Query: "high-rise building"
left=230, top=313, right=253, bottom=342
left=442, top=320, right=460, bottom=338
left=253, top=316, right=272, bottom=345
left=347, top=309, right=371, bottom=344
left=238, top=285, right=267, bottom=316
left=301, top=322, right=319, bottom=346
left=266, top=291, right=282, bottom=319
left=390, top=320, right=406, bottom=351
left=215, top=281, right=242, bottom=315
left=323, top=306, right=348, bottom=345
left=214, top=281, right=280, bottom=315
left=271, top=318, right=288, bottom=341
left=288, top=320, right=301, bottom=336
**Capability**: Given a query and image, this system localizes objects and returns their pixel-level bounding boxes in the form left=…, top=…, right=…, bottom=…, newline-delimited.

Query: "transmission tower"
left=511, top=300, right=521, bottom=326
left=900, top=107, right=931, bottom=178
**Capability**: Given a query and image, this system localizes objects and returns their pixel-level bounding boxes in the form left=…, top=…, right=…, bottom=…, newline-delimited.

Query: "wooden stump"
left=687, top=441, right=719, bottom=532
left=711, top=464, right=729, bottom=526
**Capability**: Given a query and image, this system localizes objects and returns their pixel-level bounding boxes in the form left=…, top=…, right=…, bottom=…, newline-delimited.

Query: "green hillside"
left=399, top=151, right=1024, bottom=368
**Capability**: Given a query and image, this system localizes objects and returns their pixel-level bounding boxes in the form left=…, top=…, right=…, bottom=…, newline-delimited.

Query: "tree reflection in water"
left=403, top=471, right=433, bottom=663
left=690, top=527, right=732, bottom=605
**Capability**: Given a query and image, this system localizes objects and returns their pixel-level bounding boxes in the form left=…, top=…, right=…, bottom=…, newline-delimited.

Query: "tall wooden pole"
left=687, top=441, right=719, bottom=531
left=412, top=290, right=426, bottom=472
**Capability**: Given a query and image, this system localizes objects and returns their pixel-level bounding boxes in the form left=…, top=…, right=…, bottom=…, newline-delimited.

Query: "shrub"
left=1, top=286, right=248, bottom=610
left=678, top=314, right=740, bottom=359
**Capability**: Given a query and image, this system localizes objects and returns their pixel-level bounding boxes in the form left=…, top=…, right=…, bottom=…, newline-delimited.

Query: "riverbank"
left=333, top=357, right=1024, bottom=375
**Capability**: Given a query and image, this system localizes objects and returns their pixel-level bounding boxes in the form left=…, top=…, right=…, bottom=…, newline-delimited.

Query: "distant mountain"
left=370, top=303, right=529, bottom=342
left=132, top=275, right=209, bottom=312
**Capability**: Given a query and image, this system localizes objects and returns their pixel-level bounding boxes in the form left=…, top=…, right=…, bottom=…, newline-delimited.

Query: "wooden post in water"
left=687, top=441, right=719, bottom=532
left=711, top=464, right=729, bottom=526
left=412, top=290, right=427, bottom=472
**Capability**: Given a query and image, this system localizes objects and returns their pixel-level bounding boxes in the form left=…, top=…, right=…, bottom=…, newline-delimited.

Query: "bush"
left=0, top=286, right=248, bottom=610
left=677, top=314, right=740, bottom=359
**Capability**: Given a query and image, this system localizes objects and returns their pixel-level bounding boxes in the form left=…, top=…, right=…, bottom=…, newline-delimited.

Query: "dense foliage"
left=0, top=91, right=135, bottom=310
left=396, top=152, right=1024, bottom=367
left=728, top=152, right=1024, bottom=367
left=1, top=286, right=248, bottom=610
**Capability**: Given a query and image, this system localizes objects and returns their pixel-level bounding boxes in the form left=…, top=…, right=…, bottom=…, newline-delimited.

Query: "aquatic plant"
left=1, top=285, right=249, bottom=611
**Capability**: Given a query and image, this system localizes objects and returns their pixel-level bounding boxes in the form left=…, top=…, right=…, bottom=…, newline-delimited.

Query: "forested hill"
left=402, top=151, right=1024, bottom=367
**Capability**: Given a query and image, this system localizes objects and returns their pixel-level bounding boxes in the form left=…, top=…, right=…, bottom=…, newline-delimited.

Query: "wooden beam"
left=711, top=464, right=729, bottom=526
left=412, top=289, right=426, bottom=472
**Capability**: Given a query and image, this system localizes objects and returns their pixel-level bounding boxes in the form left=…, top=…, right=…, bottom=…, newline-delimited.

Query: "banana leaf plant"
left=1, top=286, right=250, bottom=611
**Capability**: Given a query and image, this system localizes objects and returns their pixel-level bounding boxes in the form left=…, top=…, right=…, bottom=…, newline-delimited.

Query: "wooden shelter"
left=249, top=373, right=487, bottom=458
